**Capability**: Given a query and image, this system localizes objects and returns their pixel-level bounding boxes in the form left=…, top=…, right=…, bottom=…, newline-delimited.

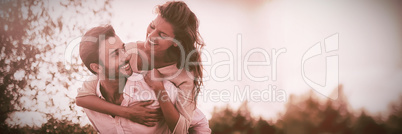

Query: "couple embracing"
left=76, top=1, right=210, bottom=134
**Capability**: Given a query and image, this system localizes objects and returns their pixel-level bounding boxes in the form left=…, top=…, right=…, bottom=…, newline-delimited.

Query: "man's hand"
left=144, top=69, right=165, bottom=92
left=123, top=100, right=163, bottom=127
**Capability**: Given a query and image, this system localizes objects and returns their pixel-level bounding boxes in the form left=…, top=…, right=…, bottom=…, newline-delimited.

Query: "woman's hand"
left=123, top=100, right=163, bottom=127
left=144, top=69, right=165, bottom=92
left=144, top=69, right=180, bottom=131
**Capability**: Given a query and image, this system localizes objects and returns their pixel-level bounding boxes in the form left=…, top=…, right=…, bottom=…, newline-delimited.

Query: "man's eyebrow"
left=110, top=48, right=119, bottom=55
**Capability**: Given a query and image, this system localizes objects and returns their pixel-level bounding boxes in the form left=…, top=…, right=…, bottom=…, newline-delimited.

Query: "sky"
left=106, top=0, right=402, bottom=121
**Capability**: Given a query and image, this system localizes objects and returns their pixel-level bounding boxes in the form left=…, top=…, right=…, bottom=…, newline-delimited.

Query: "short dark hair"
left=79, top=25, right=116, bottom=74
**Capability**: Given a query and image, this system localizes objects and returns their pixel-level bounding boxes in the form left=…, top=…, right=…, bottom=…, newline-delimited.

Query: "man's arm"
left=76, top=96, right=159, bottom=126
left=76, top=80, right=161, bottom=126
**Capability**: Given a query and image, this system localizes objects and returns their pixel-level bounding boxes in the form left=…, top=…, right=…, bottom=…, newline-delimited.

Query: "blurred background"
left=1, top=0, right=401, bottom=133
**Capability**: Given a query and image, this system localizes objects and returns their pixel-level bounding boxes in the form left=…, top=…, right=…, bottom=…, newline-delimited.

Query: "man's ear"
left=90, top=63, right=102, bottom=74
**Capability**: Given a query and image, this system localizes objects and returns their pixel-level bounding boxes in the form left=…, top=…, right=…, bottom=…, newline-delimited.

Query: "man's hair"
left=79, top=25, right=116, bottom=74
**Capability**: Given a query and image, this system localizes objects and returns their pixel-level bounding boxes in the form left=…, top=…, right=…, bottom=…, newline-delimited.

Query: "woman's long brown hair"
left=157, top=1, right=204, bottom=106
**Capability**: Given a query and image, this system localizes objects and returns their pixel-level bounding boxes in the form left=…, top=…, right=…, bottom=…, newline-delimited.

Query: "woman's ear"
left=90, top=63, right=101, bottom=74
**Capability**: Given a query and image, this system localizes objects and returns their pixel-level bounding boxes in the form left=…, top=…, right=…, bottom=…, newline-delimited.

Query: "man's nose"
left=120, top=49, right=130, bottom=62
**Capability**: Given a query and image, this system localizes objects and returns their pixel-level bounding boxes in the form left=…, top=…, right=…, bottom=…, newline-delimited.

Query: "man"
left=77, top=25, right=210, bottom=133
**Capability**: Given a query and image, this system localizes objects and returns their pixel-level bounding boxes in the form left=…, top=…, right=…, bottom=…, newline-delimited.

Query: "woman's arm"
left=144, top=69, right=181, bottom=131
left=157, top=89, right=180, bottom=131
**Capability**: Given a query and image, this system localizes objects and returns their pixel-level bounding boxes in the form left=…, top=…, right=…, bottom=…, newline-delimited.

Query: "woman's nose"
left=148, top=29, right=157, bottom=38
left=148, top=30, right=159, bottom=43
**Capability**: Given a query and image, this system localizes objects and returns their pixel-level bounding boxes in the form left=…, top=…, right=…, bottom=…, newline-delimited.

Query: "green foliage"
left=1, top=0, right=44, bottom=130
left=0, top=0, right=112, bottom=132
left=209, top=102, right=276, bottom=134
left=209, top=87, right=402, bottom=134
left=3, top=117, right=95, bottom=134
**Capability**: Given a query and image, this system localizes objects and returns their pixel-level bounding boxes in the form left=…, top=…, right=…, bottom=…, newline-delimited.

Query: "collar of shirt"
left=95, top=80, right=105, bottom=100
left=95, top=79, right=133, bottom=102
left=156, top=63, right=179, bottom=77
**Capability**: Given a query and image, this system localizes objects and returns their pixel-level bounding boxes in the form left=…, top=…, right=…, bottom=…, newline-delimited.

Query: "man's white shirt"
left=84, top=73, right=177, bottom=134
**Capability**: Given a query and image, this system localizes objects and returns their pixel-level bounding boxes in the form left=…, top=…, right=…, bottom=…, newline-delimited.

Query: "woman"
left=76, top=1, right=207, bottom=133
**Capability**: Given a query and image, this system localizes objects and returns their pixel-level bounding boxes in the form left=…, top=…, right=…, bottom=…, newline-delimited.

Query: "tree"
left=208, top=85, right=402, bottom=134
left=385, top=96, right=402, bottom=134
left=255, top=117, right=275, bottom=134
left=209, top=101, right=276, bottom=134
left=352, top=112, right=386, bottom=134
left=0, top=0, right=113, bottom=131
left=209, top=105, right=236, bottom=134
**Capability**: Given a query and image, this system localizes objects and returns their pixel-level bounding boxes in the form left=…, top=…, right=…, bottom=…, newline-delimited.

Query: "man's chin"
left=119, top=71, right=132, bottom=77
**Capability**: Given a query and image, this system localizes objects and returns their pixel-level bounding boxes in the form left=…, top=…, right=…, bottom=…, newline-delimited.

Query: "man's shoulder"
left=87, top=75, right=98, bottom=81
left=126, top=41, right=145, bottom=50
left=76, top=75, right=98, bottom=98
left=83, top=75, right=98, bottom=86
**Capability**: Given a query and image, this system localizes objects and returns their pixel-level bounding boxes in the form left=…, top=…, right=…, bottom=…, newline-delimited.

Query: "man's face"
left=98, top=35, right=132, bottom=79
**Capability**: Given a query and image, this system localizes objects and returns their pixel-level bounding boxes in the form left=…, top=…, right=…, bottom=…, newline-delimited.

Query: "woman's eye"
left=150, top=23, right=155, bottom=29
left=160, top=33, right=168, bottom=39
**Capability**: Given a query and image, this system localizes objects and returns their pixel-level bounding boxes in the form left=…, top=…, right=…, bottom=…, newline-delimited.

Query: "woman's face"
left=145, top=15, right=176, bottom=53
